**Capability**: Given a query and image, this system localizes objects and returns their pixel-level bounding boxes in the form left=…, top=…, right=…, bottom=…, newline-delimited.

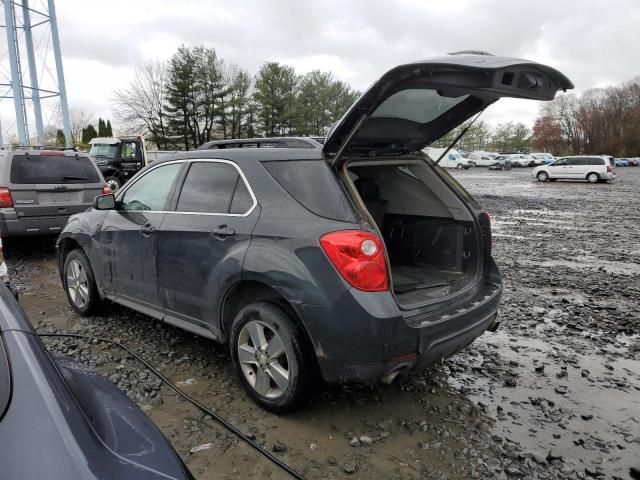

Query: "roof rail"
left=0, top=145, right=78, bottom=152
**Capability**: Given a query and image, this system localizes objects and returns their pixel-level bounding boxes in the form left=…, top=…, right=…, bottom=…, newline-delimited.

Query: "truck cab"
left=88, top=136, right=146, bottom=191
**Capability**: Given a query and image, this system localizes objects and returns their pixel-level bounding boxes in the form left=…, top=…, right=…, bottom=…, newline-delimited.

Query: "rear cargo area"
left=347, top=160, right=480, bottom=306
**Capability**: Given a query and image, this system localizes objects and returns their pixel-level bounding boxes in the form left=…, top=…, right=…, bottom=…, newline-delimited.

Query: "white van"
left=532, top=155, right=616, bottom=183
left=423, top=147, right=473, bottom=169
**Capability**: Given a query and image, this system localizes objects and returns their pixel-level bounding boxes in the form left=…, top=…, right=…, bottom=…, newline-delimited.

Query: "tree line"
left=432, top=120, right=532, bottom=153
left=531, top=77, right=640, bottom=156
left=112, top=46, right=360, bottom=150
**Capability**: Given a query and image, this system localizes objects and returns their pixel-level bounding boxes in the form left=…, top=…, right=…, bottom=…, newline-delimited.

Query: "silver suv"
left=0, top=148, right=108, bottom=237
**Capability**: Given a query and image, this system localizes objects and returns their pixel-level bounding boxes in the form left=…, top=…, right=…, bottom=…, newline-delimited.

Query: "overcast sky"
left=1, top=0, right=639, bottom=138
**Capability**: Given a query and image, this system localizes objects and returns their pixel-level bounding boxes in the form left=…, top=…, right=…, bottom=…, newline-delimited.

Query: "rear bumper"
left=300, top=260, right=503, bottom=383
left=0, top=215, right=70, bottom=237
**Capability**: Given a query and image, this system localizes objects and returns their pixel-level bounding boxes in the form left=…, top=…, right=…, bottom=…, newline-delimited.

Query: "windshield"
left=89, top=143, right=118, bottom=159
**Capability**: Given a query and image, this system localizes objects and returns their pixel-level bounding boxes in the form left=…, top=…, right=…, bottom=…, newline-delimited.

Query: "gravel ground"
left=6, top=167, right=640, bottom=480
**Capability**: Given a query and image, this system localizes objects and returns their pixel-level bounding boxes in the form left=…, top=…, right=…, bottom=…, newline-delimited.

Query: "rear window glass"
left=10, top=155, right=100, bottom=184
left=176, top=162, right=254, bottom=215
left=371, top=89, right=469, bottom=124
left=587, top=158, right=605, bottom=165
left=262, top=160, right=355, bottom=222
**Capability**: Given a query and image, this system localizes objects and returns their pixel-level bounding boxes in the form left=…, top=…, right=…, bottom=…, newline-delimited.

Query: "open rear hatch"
left=323, top=53, right=572, bottom=306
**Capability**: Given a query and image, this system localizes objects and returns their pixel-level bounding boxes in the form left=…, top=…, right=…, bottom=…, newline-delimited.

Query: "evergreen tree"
left=97, top=118, right=106, bottom=136
left=81, top=124, right=98, bottom=144
left=253, top=62, right=298, bottom=136
left=165, top=46, right=198, bottom=150
left=55, top=129, right=66, bottom=147
left=105, top=119, right=113, bottom=136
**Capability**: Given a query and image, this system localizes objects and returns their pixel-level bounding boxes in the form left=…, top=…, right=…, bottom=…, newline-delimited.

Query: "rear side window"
left=10, top=155, right=100, bottom=184
left=587, top=158, right=605, bottom=166
left=176, top=162, right=254, bottom=214
left=262, top=160, right=355, bottom=222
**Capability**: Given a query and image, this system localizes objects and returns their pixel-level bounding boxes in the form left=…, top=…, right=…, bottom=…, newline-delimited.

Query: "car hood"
left=322, top=52, right=573, bottom=167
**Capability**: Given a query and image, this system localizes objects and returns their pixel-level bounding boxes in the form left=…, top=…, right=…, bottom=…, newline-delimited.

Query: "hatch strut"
left=331, top=113, right=368, bottom=166
left=434, top=109, right=486, bottom=165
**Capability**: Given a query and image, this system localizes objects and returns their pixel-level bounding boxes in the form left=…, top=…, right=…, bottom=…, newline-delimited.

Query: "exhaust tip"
left=381, top=364, right=410, bottom=385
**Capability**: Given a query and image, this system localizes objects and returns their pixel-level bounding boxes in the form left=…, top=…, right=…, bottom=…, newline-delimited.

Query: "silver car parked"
left=0, top=147, right=108, bottom=237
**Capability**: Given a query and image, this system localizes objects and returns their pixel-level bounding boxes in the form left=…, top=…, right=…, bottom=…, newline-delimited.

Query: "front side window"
left=176, top=162, right=253, bottom=214
left=120, top=163, right=181, bottom=211
left=121, top=142, right=138, bottom=160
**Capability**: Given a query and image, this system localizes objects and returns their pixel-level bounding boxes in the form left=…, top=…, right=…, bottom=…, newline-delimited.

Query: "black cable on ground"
left=38, top=332, right=307, bottom=480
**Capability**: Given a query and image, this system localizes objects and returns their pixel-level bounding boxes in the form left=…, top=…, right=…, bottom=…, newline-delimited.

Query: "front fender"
left=57, top=211, right=109, bottom=294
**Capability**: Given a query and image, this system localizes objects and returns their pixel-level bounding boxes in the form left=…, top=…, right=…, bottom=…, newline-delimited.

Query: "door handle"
left=211, top=225, right=235, bottom=238
left=140, top=223, right=156, bottom=236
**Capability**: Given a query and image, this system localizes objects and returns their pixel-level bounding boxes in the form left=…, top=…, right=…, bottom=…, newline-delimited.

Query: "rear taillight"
left=607, top=165, right=613, bottom=173
left=320, top=230, right=388, bottom=292
left=102, top=185, right=111, bottom=195
left=0, top=188, right=13, bottom=208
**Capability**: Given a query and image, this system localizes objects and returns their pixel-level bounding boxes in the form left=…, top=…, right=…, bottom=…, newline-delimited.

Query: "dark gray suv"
left=56, top=54, right=572, bottom=411
left=0, top=148, right=108, bottom=237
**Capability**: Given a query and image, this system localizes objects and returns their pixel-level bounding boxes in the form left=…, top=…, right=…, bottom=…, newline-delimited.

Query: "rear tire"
left=586, top=172, right=600, bottom=183
left=63, top=249, right=101, bottom=316
left=537, top=171, right=549, bottom=182
left=230, top=302, right=311, bottom=413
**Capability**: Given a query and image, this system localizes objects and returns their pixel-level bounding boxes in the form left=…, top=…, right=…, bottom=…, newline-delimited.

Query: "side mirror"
left=93, top=193, right=116, bottom=210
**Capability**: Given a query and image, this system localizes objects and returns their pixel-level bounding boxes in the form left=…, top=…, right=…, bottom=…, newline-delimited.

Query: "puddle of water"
left=448, top=332, right=640, bottom=478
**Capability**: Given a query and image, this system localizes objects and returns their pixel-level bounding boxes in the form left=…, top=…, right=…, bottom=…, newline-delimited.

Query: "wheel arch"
left=220, top=280, right=320, bottom=373
left=585, top=171, right=600, bottom=179
left=57, top=236, right=83, bottom=281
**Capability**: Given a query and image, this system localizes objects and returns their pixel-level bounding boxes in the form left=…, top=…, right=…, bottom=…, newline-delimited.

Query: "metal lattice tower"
left=0, top=0, right=71, bottom=146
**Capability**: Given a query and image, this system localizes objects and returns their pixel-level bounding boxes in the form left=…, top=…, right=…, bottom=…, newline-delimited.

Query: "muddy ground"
left=6, top=167, right=639, bottom=480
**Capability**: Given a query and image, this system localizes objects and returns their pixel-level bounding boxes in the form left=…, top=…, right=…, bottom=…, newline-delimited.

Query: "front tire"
left=586, top=172, right=600, bottom=183
left=63, top=249, right=101, bottom=316
left=537, top=171, right=549, bottom=182
left=456, top=163, right=464, bottom=170
left=230, top=302, right=311, bottom=413
left=104, top=176, right=122, bottom=192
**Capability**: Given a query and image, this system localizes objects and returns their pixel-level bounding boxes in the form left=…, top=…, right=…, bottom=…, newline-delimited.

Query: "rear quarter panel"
left=239, top=158, right=359, bottom=308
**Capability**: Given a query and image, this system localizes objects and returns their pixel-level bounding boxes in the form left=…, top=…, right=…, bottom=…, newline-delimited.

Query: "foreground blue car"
left=0, top=284, right=193, bottom=480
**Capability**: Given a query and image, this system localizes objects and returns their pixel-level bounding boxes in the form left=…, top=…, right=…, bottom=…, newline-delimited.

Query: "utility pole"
left=3, top=0, right=29, bottom=145
left=22, top=0, right=45, bottom=145
left=1, top=0, right=72, bottom=146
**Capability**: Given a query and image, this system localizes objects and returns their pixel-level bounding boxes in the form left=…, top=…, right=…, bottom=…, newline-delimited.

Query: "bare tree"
left=68, top=108, right=94, bottom=145
left=112, top=61, right=170, bottom=149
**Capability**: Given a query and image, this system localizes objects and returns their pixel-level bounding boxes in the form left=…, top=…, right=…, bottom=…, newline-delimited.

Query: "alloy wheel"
left=66, top=259, right=89, bottom=308
left=105, top=178, right=121, bottom=192
left=237, top=320, right=291, bottom=399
